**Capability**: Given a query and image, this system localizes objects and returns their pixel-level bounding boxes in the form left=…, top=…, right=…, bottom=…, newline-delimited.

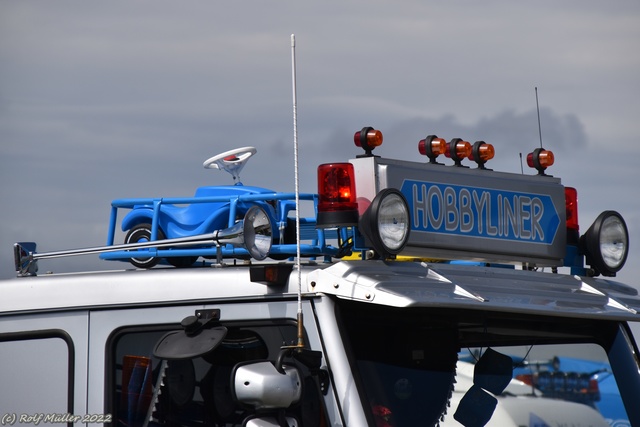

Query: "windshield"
left=337, top=302, right=637, bottom=427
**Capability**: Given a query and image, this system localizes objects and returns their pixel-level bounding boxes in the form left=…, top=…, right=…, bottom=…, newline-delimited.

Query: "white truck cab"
left=2, top=129, right=638, bottom=427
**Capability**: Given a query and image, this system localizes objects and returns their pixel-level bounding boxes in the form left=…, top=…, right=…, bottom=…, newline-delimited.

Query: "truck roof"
left=2, top=261, right=639, bottom=322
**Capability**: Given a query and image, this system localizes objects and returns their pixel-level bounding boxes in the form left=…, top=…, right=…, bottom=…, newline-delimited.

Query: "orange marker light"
left=418, top=135, right=446, bottom=164
left=470, top=141, right=495, bottom=169
left=472, top=142, right=494, bottom=162
left=445, top=138, right=471, bottom=166
left=527, top=148, right=554, bottom=175
left=354, top=127, right=383, bottom=157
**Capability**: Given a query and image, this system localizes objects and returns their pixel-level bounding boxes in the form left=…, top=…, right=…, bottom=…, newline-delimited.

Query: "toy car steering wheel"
left=203, top=147, right=257, bottom=184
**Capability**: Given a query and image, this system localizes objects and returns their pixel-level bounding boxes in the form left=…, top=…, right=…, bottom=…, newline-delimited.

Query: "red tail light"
left=317, top=163, right=359, bottom=227
left=565, top=187, right=579, bottom=244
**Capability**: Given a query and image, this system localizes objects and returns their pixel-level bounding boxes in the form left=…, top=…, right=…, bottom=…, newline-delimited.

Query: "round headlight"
left=359, top=188, right=411, bottom=258
left=581, top=211, right=629, bottom=276
left=243, top=206, right=273, bottom=261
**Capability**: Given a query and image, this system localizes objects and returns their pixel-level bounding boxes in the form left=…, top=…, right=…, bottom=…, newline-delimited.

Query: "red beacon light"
left=316, top=162, right=359, bottom=228
left=469, top=141, right=495, bottom=170
left=445, top=138, right=472, bottom=167
left=527, top=148, right=554, bottom=175
left=354, top=127, right=383, bottom=157
left=418, top=135, right=447, bottom=164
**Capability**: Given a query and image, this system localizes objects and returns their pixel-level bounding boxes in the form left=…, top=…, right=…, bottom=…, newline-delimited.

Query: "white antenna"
left=290, top=34, right=304, bottom=349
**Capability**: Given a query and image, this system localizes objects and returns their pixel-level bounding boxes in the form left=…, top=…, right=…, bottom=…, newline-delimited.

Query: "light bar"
left=350, top=137, right=568, bottom=265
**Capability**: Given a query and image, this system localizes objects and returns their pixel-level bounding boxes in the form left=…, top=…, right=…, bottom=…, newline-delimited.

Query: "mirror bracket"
left=195, top=308, right=221, bottom=321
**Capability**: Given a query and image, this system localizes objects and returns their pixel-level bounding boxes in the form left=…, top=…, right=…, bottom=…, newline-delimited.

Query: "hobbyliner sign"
left=400, top=180, right=560, bottom=245
left=350, top=156, right=567, bottom=265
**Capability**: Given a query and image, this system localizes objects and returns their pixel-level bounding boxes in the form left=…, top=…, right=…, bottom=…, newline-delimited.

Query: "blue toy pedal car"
left=100, top=147, right=345, bottom=268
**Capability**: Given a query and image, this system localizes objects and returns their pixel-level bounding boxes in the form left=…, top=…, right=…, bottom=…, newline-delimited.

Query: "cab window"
left=0, top=331, right=73, bottom=415
left=107, top=320, right=326, bottom=427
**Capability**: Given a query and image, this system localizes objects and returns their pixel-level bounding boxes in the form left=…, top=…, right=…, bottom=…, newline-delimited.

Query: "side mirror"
left=232, top=361, right=302, bottom=410
left=14, top=242, right=38, bottom=276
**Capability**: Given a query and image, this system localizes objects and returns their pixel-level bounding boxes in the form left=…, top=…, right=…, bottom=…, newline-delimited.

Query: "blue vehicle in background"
left=512, top=356, right=628, bottom=427
left=456, top=348, right=629, bottom=426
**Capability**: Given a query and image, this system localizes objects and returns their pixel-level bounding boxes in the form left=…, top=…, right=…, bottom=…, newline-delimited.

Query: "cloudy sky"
left=1, top=1, right=639, bottom=291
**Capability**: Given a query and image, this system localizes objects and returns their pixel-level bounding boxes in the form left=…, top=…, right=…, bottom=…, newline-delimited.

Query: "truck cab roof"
left=3, top=260, right=639, bottom=323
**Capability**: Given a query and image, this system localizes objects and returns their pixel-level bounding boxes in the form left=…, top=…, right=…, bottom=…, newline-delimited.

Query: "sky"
left=1, top=1, right=639, bottom=293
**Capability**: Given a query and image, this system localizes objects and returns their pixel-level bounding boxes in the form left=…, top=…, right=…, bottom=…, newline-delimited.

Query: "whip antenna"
left=290, top=34, right=304, bottom=349
left=535, top=87, right=543, bottom=148
left=519, top=152, right=524, bottom=174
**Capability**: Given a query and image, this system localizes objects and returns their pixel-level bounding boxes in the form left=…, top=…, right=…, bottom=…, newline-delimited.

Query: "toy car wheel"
left=167, top=256, right=198, bottom=268
left=124, top=223, right=164, bottom=269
